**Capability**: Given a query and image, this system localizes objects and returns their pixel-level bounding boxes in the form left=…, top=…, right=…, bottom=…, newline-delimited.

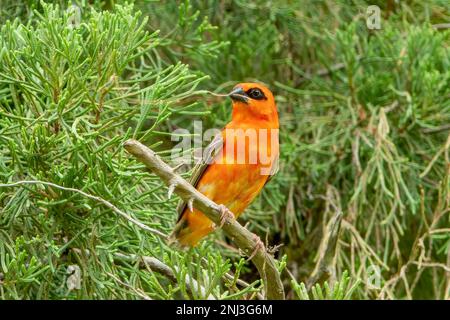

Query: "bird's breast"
left=196, top=127, right=279, bottom=215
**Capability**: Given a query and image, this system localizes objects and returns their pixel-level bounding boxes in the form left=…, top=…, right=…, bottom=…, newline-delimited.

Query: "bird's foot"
left=267, top=243, right=283, bottom=255
left=218, top=204, right=234, bottom=228
left=247, top=234, right=265, bottom=261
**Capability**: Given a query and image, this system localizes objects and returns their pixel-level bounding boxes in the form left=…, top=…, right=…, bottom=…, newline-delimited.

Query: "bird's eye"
left=247, top=88, right=265, bottom=100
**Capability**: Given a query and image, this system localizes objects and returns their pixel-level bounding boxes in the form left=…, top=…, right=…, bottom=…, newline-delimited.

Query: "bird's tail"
left=168, top=212, right=213, bottom=247
left=168, top=217, right=191, bottom=247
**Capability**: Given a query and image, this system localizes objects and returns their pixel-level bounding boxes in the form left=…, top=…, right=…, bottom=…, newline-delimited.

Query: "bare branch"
left=307, top=210, right=343, bottom=288
left=433, top=23, right=450, bottom=30
left=114, top=252, right=215, bottom=300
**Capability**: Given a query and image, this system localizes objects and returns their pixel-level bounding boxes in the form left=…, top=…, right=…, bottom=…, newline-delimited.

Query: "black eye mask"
left=246, top=88, right=267, bottom=100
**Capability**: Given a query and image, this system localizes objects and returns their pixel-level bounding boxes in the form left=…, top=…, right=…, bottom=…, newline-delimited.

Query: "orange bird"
left=169, top=83, right=279, bottom=247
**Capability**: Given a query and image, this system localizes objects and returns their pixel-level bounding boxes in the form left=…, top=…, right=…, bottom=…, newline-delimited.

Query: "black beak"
left=228, top=87, right=249, bottom=103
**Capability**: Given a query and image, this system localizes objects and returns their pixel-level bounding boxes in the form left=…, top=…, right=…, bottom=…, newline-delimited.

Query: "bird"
left=169, top=82, right=279, bottom=247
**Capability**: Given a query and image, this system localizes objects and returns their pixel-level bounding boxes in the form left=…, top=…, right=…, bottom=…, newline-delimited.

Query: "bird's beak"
left=228, top=87, right=249, bottom=103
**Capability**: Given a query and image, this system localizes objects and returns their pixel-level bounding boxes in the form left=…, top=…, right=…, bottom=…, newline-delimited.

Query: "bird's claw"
left=167, top=182, right=177, bottom=199
left=187, top=198, right=194, bottom=212
left=247, top=235, right=264, bottom=261
left=218, top=204, right=234, bottom=228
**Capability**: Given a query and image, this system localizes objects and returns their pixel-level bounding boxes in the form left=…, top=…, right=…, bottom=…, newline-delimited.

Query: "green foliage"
left=292, top=271, right=360, bottom=300
left=0, top=1, right=243, bottom=299
left=1, top=0, right=450, bottom=300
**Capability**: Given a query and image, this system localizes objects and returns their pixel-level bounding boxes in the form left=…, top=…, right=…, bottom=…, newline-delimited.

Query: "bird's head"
left=228, top=83, right=278, bottom=128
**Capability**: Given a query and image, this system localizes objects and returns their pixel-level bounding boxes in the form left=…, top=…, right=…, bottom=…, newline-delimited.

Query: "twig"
left=411, top=261, right=450, bottom=273
left=307, top=210, right=343, bottom=288
left=433, top=23, right=450, bottom=30
left=114, top=252, right=215, bottom=300
left=221, top=270, right=265, bottom=300
left=0, top=180, right=167, bottom=239
left=105, top=272, right=153, bottom=300
left=115, top=252, right=263, bottom=300
left=123, top=139, right=285, bottom=300
left=378, top=201, right=450, bottom=299
left=421, top=124, right=450, bottom=134
left=342, top=220, right=389, bottom=270
left=114, top=253, right=177, bottom=282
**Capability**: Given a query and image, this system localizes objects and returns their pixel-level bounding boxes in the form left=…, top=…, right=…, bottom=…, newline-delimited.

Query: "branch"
left=307, top=210, right=343, bottom=288
left=433, top=23, right=450, bottom=30
left=114, top=252, right=176, bottom=282
left=421, top=123, right=450, bottom=134
left=114, top=252, right=264, bottom=300
left=124, top=139, right=285, bottom=300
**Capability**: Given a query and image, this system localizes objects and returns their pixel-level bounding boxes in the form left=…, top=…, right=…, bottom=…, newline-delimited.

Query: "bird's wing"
left=175, top=132, right=224, bottom=222
left=264, top=152, right=279, bottom=186
left=175, top=131, right=279, bottom=219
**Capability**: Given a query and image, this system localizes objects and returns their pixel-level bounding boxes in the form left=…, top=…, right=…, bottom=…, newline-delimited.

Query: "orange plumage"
left=170, top=83, right=279, bottom=247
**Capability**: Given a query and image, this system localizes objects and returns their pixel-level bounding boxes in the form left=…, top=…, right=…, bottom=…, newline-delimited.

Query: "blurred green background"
left=0, top=0, right=449, bottom=299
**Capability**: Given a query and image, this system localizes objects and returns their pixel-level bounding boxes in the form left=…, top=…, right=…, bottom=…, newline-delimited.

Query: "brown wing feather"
left=175, top=132, right=279, bottom=220
left=175, top=132, right=224, bottom=222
